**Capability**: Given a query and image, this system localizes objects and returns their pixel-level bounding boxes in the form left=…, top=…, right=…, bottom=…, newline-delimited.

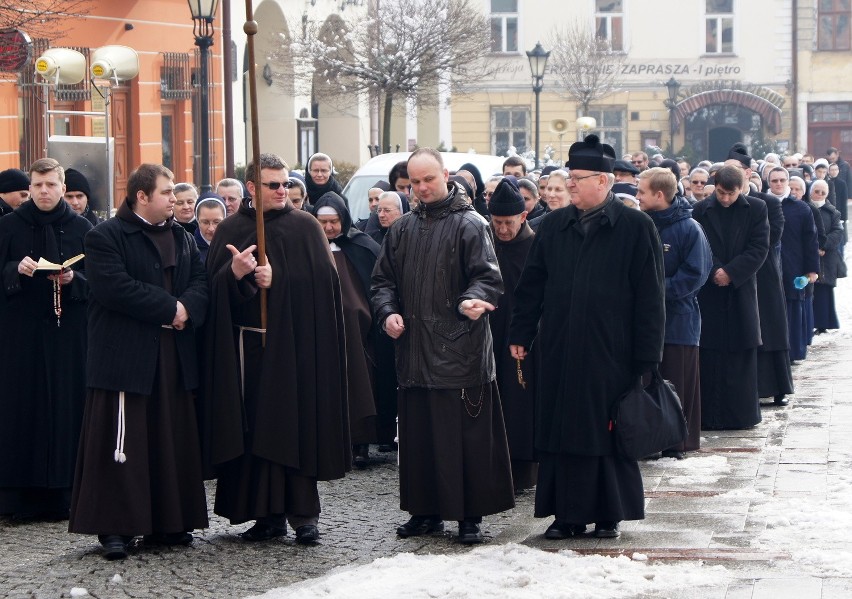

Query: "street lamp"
left=526, top=42, right=550, bottom=170
left=664, top=76, right=681, bottom=156
left=188, top=0, right=220, bottom=192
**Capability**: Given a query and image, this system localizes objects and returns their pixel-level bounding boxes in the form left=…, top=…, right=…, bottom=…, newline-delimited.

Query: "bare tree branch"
left=547, top=21, right=627, bottom=115
left=0, top=1, right=94, bottom=41
left=270, top=0, right=493, bottom=148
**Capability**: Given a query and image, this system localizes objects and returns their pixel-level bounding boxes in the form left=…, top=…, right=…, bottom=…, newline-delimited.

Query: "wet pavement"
left=2, top=329, right=851, bottom=598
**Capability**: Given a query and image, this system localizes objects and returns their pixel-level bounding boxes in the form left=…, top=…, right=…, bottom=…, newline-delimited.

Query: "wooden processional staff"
left=243, top=2, right=267, bottom=344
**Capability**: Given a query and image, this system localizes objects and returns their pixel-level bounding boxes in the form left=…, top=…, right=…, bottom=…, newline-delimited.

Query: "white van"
left=342, top=152, right=507, bottom=221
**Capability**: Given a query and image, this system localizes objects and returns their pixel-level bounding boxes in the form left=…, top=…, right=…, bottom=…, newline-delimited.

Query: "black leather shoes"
left=353, top=444, right=370, bottom=469
left=594, top=521, right=620, bottom=538
left=295, top=524, right=320, bottom=544
left=144, top=532, right=193, bottom=546
left=458, top=520, right=483, bottom=544
left=99, top=534, right=129, bottom=560
left=396, top=515, right=444, bottom=538
left=774, top=395, right=789, bottom=406
left=544, top=521, right=586, bottom=540
left=661, top=449, right=685, bottom=460
left=241, top=521, right=287, bottom=542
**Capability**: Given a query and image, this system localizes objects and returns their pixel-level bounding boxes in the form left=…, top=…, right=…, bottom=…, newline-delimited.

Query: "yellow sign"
left=91, top=64, right=105, bottom=77
left=35, top=59, right=49, bottom=73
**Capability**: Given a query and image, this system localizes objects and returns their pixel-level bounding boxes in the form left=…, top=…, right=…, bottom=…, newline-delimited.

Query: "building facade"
left=0, top=0, right=225, bottom=213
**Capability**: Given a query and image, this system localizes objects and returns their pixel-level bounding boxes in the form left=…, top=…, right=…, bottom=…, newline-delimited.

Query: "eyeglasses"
left=309, top=168, right=330, bottom=175
left=261, top=181, right=294, bottom=190
left=769, top=178, right=788, bottom=184
left=376, top=207, right=400, bottom=213
left=566, top=172, right=601, bottom=182
left=691, top=179, right=708, bottom=185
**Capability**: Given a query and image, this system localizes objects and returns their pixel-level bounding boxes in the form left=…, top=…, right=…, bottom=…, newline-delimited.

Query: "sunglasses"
left=261, top=181, right=295, bottom=190
left=691, top=180, right=707, bottom=185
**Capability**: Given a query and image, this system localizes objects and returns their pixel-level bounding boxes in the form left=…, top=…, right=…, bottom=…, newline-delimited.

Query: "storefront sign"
left=0, top=28, right=33, bottom=73
left=488, top=58, right=747, bottom=84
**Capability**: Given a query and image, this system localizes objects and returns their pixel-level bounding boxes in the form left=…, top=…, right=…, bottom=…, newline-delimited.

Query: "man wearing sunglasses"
left=206, top=152, right=350, bottom=546
left=630, top=151, right=649, bottom=172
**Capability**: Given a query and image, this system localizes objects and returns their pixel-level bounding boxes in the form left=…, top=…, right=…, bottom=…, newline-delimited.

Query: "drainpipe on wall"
left=791, top=0, right=799, bottom=150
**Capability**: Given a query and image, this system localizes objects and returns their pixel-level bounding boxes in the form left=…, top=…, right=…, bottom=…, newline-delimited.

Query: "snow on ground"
left=251, top=254, right=852, bottom=598
left=645, top=454, right=730, bottom=486
left=249, top=544, right=728, bottom=599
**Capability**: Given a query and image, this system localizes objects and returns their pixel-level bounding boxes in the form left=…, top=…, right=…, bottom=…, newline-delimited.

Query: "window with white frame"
left=489, top=0, right=518, bottom=53
left=818, top=0, right=851, bottom=51
left=492, top=107, right=528, bottom=156
left=595, top=0, right=624, bottom=52
left=584, top=107, right=625, bottom=158
left=705, top=0, right=734, bottom=54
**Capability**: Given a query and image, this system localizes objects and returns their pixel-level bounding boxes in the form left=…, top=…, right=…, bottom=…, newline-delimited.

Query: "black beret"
left=613, top=159, right=640, bottom=175
left=566, top=135, right=616, bottom=173
left=0, top=168, right=29, bottom=193
left=64, top=168, right=92, bottom=198
left=488, top=175, right=526, bottom=216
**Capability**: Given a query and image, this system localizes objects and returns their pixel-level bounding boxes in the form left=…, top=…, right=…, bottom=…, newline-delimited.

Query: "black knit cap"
left=64, top=168, right=92, bottom=198
left=727, top=143, right=751, bottom=168
left=0, top=168, right=29, bottom=193
left=488, top=175, right=525, bottom=216
left=566, top=134, right=615, bottom=173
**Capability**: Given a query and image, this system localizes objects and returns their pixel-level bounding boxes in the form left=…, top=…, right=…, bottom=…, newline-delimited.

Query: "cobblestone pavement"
left=2, top=328, right=851, bottom=598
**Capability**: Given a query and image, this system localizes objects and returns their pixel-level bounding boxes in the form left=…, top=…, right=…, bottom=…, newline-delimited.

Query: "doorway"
left=708, top=127, right=743, bottom=162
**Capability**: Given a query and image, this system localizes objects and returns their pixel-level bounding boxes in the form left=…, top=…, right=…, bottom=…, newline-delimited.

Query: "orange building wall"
left=0, top=0, right=225, bottom=207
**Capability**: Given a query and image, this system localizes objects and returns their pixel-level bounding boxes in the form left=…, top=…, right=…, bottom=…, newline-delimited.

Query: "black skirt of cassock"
left=398, top=382, right=515, bottom=521
left=757, top=350, right=794, bottom=397
left=787, top=298, right=809, bottom=360
left=534, top=452, right=644, bottom=524
left=69, top=331, right=209, bottom=535
left=214, top=328, right=321, bottom=524
left=661, top=344, right=701, bottom=452
left=813, top=283, right=840, bottom=330
left=699, top=347, right=761, bottom=430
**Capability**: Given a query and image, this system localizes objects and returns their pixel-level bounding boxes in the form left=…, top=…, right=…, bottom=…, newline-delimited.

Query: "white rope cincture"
left=114, top=391, right=127, bottom=464
left=237, top=325, right=266, bottom=399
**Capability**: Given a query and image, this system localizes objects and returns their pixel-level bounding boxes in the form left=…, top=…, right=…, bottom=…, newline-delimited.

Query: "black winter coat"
left=750, top=191, right=789, bottom=351
left=692, top=193, right=769, bottom=351
left=508, top=195, right=665, bottom=456
left=371, top=183, right=503, bottom=389
left=85, top=204, right=208, bottom=395
left=780, top=197, right=820, bottom=299
left=815, top=201, right=845, bottom=286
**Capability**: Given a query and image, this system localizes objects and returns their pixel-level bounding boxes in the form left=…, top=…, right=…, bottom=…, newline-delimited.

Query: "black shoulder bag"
left=611, top=369, right=688, bottom=460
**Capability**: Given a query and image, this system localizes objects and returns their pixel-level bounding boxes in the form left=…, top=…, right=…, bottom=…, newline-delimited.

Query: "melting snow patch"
left=70, top=589, right=89, bottom=597
left=248, top=544, right=727, bottom=599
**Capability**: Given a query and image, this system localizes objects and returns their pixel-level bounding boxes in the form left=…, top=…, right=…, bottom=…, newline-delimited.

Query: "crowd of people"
left=0, top=137, right=846, bottom=560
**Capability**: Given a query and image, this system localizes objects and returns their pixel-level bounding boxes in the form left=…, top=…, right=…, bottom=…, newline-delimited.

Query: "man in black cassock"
left=206, top=153, right=350, bottom=545
left=693, top=165, right=770, bottom=430
left=0, top=158, right=90, bottom=520
left=509, top=135, right=665, bottom=541
left=487, top=176, right=538, bottom=493
left=371, top=148, right=514, bottom=545
left=724, top=145, right=793, bottom=406
left=69, top=163, right=209, bottom=560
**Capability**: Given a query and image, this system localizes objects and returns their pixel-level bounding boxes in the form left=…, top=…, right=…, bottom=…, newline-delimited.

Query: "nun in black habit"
left=313, top=192, right=397, bottom=463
